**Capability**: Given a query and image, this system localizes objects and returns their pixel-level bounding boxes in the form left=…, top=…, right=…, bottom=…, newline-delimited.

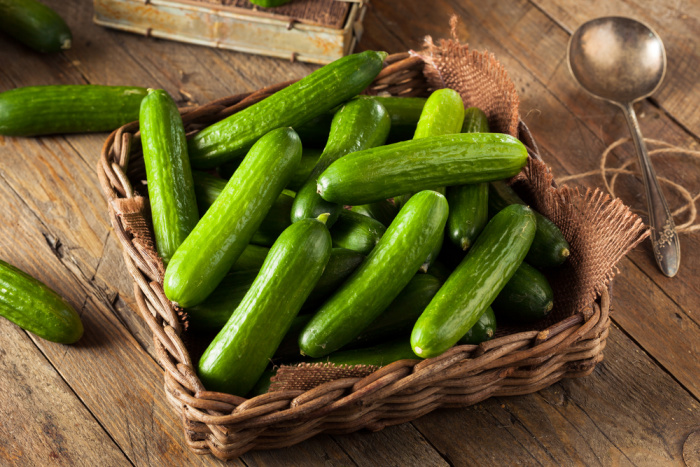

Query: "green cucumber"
left=446, top=183, right=489, bottom=250
left=287, top=148, right=323, bottom=191
left=230, top=244, right=269, bottom=272
left=198, top=216, right=332, bottom=396
left=394, top=88, right=466, bottom=209
left=317, top=133, right=528, bottom=205
left=299, top=190, right=449, bottom=358
left=0, top=85, right=147, bottom=136
left=186, top=270, right=258, bottom=331
left=491, top=262, right=554, bottom=324
left=330, top=209, right=386, bottom=255
left=188, top=51, right=387, bottom=168
left=462, top=106, right=490, bottom=133
left=351, top=273, right=442, bottom=347
left=0, top=260, right=83, bottom=344
left=291, top=97, right=391, bottom=226
left=164, top=127, right=301, bottom=308
left=140, top=89, right=199, bottom=264
left=190, top=248, right=364, bottom=331
left=0, top=0, right=71, bottom=53
left=303, top=248, right=365, bottom=308
left=489, top=181, right=570, bottom=267
left=411, top=204, right=536, bottom=358
left=446, top=106, right=490, bottom=250
left=458, top=306, right=496, bottom=345
left=349, top=200, right=398, bottom=227
left=191, top=170, right=294, bottom=247
left=420, top=233, right=443, bottom=273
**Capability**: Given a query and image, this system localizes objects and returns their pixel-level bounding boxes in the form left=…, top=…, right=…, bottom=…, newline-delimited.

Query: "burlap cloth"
left=270, top=29, right=649, bottom=392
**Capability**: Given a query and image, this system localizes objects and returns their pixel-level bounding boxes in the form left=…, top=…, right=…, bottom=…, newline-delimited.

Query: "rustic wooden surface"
left=0, top=0, right=698, bottom=465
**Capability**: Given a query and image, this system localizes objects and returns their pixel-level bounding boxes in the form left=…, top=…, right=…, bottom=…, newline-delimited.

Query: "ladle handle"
left=621, top=102, right=680, bottom=277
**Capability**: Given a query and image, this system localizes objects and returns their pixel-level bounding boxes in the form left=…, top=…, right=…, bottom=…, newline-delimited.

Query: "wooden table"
left=1, top=1, right=698, bottom=465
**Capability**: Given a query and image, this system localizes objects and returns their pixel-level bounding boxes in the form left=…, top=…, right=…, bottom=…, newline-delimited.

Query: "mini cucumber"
left=349, top=200, right=398, bottom=227
left=164, top=127, right=301, bottom=308
left=394, top=88, right=466, bottom=209
left=491, top=262, right=554, bottom=324
left=0, top=260, right=83, bottom=344
left=461, top=106, right=490, bottom=133
left=191, top=248, right=365, bottom=332
left=446, top=106, right=490, bottom=250
left=299, top=190, right=449, bottom=358
left=330, top=209, right=386, bottom=255
left=317, top=133, right=528, bottom=205
left=458, top=307, right=496, bottom=345
left=191, top=170, right=294, bottom=247
left=198, top=216, right=332, bottom=396
left=188, top=51, right=387, bottom=168
left=291, top=97, right=391, bottom=226
left=0, top=85, right=147, bottom=136
left=140, top=89, right=199, bottom=264
left=0, top=0, right=71, bottom=53
left=411, top=204, right=536, bottom=358
left=489, top=181, right=571, bottom=267
left=250, top=0, right=291, bottom=7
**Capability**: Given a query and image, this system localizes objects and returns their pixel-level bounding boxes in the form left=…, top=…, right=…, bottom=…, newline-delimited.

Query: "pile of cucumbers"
left=0, top=50, right=570, bottom=394
left=135, top=50, right=569, bottom=397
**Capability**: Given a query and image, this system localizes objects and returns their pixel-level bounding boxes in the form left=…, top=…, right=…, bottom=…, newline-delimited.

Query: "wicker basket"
left=98, top=52, right=622, bottom=460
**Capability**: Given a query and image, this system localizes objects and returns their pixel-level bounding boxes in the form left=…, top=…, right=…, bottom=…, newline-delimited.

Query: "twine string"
left=557, top=138, right=700, bottom=233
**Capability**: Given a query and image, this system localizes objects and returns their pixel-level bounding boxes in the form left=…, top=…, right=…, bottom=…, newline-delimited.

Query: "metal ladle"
left=567, top=16, right=680, bottom=277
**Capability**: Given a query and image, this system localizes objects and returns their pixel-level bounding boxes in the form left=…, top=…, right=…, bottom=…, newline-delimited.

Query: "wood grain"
left=0, top=317, right=129, bottom=467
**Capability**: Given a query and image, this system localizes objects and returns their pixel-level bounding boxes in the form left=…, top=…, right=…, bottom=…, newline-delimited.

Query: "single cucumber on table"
left=491, top=262, right=554, bottom=324
left=198, top=216, right=332, bottom=396
left=0, top=260, right=83, bottom=344
left=299, top=190, right=449, bottom=358
left=317, top=133, right=528, bottom=205
left=189, top=248, right=365, bottom=331
left=411, top=204, right=536, bottom=358
left=330, top=209, right=386, bottom=255
left=164, top=127, right=301, bottom=308
left=446, top=106, right=491, bottom=250
left=0, top=85, right=147, bottom=136
left=489, top=180, right=570, bottom=267
left=458, top=306, right=497, bottom=345
left=187, top=50, right=387, bottom=168
left=140, top=89, right=199, bottom=265
left=291, top=97, right=391, bottom=227
left=349, top=199, right=398, bottom=227
left=0, top=0, right=71, bottom=53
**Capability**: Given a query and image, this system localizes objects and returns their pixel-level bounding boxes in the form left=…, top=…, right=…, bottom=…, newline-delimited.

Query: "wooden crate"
left=93, top=0, right=367, bottom=64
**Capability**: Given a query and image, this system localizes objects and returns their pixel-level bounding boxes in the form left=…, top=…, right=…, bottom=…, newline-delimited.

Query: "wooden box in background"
left=93, top=0, right=367, bottom=64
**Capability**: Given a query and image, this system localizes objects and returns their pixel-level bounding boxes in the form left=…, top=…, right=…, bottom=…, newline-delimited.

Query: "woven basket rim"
left=97, top=52, right=611, bottom=460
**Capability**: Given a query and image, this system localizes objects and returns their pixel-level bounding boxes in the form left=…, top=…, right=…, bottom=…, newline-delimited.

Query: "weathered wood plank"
left=0, top=316, right=130, bottom=467
left=410, top=324, right=700, bottom=466
left=360, top=0, right=700, bottom=400
left=532, top=0, right=700, bottom=136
